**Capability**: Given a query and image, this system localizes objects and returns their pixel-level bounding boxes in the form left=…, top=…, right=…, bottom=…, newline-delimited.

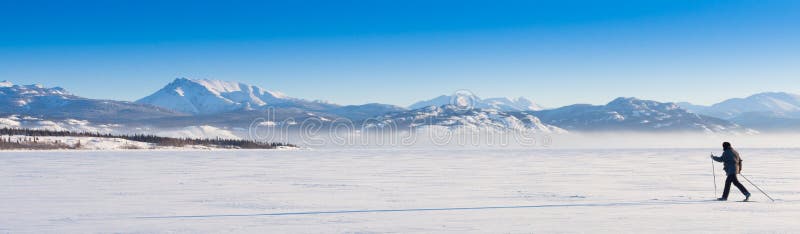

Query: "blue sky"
left=1, top=0, right=799, bottom=107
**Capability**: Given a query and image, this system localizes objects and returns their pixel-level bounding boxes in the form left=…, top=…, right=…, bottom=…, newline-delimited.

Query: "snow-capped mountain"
left=482, top=97, right=545, bottom=111
left=0, top=80, right=15, bottom=87
left=409, top=94, right=544, bottom=111
left=136, top=78, right=406, bottom=121
left=679, top=92, right=800, bottom=119
left=678, top=92, right=800, bottom=131
left=675, top=102, right=708, bottom=114
left=368, top=104, right=565, bottom=133
left=137, top=78, right=304, bottom=115
left=0, top=81, right=182, bottom=122
left=533, top=97, right=748, bottom=133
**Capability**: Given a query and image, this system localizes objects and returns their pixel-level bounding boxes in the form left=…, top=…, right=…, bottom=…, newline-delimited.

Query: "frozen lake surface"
left=2, top=148, right=799, bottom=233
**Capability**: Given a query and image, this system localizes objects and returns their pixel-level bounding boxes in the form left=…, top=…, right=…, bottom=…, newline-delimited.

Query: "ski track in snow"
left=1, top=148, right=799, bottom=233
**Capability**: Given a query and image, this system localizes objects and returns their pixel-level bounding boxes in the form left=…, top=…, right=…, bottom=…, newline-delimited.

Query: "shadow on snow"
left=136, top=200, right=724, bottom=219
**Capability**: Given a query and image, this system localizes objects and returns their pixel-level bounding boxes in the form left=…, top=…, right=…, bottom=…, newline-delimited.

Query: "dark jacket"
left=713, top=149, right=742, bottom=175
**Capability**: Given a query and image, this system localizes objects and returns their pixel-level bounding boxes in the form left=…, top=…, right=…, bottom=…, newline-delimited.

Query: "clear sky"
left=1, top=0, right=799, bottom=107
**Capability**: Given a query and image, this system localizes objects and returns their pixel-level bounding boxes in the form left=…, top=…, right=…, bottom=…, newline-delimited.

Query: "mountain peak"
left=748, top=91, right=800, bottom=103
left=138, top=78, right=286, bottom=115
left=606, top=97, right=644, bottom=109
left=607, top=97, right=682, bottom=113
left=0, top=81, right=71, bottom=96
left=608, top=97, right=640, bottom=104
left=410, top=94, right=543, bottom=111
left=375, top=103, right=565, bottom=133
left=693, top=91, right=800, bottom=119
left=170, top=78, right=288, bottom=99
left=138, top=78, right=331, bottom=115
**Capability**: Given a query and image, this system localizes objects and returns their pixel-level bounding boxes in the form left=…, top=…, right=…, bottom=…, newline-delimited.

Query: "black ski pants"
left=722, top=174, right=750, bottom=199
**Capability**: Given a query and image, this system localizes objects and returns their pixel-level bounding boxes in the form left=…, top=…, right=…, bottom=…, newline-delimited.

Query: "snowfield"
left=1, top=148, right=798, bottom=233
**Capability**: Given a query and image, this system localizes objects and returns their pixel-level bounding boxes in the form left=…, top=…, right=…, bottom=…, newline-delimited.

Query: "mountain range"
left=3, top=78, right=798, bottom=135
left=0, top=81, right=183, bottom=123
left=370, top=104, right=564, bottom=133
left=137, top=78, right=406, bottom=122
left=533, top=97, right=746, bottom=133
left=678, top=92, right=800, bottom=131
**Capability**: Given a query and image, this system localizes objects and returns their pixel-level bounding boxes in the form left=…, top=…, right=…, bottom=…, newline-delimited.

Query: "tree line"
left=0, top=127, right=295, bottom=150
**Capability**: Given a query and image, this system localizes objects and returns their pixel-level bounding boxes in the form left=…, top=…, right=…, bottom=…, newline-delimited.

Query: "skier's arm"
left=711, top=154, right=723, bottom=162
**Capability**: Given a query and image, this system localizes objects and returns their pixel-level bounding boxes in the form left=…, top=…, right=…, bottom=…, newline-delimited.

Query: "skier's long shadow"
left=136, top=200, right=711, bottom=219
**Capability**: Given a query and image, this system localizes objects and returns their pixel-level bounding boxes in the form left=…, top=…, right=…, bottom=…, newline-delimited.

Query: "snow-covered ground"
left=2, top=135, right=157, bottom=150
left=1, top=148, right=798, bottom=233
left=0, top=135, right=242, bottom=150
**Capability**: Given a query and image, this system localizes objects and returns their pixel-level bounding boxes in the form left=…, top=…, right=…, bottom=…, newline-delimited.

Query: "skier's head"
left=722, top=142, right=732, bottom=150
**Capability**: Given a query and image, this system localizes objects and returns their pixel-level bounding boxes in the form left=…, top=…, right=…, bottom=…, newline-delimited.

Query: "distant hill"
left=533, top=97, right=749, bottom=133
left=678, top=92, right=800, bottom=131
left=0, top=81, right=184, bottom=123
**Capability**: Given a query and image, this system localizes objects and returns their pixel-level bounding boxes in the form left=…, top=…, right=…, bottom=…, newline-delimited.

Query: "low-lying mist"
left=246, top=128, right=800, bottom=149
left=547, top=132, right=800, bottom=149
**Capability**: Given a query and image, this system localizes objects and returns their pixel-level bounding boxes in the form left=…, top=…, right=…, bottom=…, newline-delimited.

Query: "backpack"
left=732, top=150, right=743, bottom=174
left=738, top=159, right=743, bottom=174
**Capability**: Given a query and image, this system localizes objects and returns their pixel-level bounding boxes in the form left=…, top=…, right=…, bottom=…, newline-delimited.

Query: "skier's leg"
left=731, top=175, right=750, bottom=195
left=721, top=175, right=733, bottom=199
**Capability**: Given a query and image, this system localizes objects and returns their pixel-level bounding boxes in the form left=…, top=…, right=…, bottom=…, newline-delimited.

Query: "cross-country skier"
left=711, top=142, right=751, bottom=201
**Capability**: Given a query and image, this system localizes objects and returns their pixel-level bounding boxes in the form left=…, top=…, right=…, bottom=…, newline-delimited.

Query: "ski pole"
left=740, top=174, right=775, bottom=202
left=711, top=153, right=717, bottom=198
